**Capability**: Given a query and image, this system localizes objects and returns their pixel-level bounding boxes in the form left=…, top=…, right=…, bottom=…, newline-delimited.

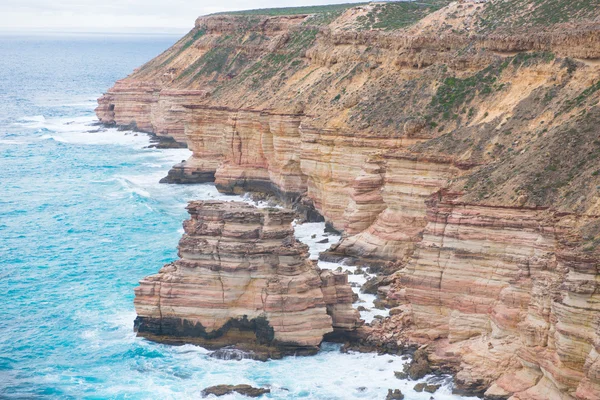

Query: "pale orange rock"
left=134, top=200, right=359, bottom=357
left=98, top=2, right=600, bottom=397
left=379, top=198, right=600, bottom=399
left=329, top=153, right=461, bottom=265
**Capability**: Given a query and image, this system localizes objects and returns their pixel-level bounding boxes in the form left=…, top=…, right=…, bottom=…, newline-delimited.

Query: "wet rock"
left=394, top=371, right=408, bottom=380
left=389, top=307, right=404, bottom=316
left=357, top=306, right=369, bottom=312
left=424, top=384, right=441, bottom=393
left=407, top=349, right=431, bottom=380
left=453, top=374, right=488, bottom=398
left=414, top=383, right=427, bottom=392
left=361, top=276, right=385, bottom=294
left=386, top=389, right=404, bottom=400
left=373, top=299, right=387, bottom=310
left=201, top=384, right=270, bottom=397
left=414, top=381, right=442, bottom=394
left=159, top=162, right=215, bottom=184
left=316, top=238, right=329, bottom=244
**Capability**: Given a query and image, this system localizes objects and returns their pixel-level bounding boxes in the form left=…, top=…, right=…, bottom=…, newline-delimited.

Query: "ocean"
left=0, top=33, right=474, bottom=399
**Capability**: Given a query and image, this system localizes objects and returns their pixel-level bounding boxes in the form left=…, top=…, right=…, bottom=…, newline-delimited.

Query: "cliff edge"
left=102, top=1, right=600, bottom=398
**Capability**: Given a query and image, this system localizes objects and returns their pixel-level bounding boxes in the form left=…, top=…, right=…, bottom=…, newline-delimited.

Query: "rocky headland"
left=100, top=1, right=600, bottom=398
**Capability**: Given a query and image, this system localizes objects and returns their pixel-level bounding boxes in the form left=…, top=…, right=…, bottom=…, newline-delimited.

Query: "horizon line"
left=0, top=27, right=190, bottom=35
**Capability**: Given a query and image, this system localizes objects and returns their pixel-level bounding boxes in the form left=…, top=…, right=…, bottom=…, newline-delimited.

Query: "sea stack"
left=133, top=200, right=359, bottom=357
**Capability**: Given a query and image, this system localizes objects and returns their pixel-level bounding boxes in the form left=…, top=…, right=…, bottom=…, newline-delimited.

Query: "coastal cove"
left=0, top=34, right=474, bottom=399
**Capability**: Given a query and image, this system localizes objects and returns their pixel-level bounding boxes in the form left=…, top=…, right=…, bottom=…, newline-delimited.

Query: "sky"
left=0, top=0, right=366, bottom=34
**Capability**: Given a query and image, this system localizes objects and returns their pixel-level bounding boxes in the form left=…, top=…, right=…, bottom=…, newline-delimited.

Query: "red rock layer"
left=379, top=196, right=600, bottom=399
left=329, top=153, right=463, bottom=265
left=98, top=3, right=600, bottom=397
left=133, top=200, right=358, bottom=356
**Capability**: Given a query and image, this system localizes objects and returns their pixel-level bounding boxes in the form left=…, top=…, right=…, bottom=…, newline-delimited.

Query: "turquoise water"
left=0, top=34, right=473, bottom=399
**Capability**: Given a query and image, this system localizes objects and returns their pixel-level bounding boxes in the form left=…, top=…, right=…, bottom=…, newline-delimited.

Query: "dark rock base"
left=159, top=163, right=215, bottom=184
left=100, top=121, right=187, bottom=148
left=216, top=179, right=325, bottom=223
left=134, top=315, right=320, bottom=360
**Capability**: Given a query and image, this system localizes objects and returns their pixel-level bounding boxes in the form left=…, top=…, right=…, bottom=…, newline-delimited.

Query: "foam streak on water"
left=293, top=223, right=389, bottom=323
left=0, top=34, right=477, bottom=400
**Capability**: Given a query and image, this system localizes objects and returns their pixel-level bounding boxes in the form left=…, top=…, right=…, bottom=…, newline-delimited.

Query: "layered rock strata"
left=376, top=195, right=600, bottom=399
left=97, top=83, right=209, bottom=145
left=101, top=0, right=600, bottom=397
left=133, top=200, right=359, bottom=357
left=325, top=153, right=465, bottom=267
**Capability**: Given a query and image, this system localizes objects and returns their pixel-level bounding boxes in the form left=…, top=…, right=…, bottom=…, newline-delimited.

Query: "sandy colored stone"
left=134, top=201, right=358, bottom=355
left=98, top=2, right=600, bottom=397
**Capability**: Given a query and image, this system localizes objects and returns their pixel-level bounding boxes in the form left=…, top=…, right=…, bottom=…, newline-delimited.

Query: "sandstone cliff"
left=101, top=0, right=600, bottom=398
left=134, top=200, right=359, bottom=358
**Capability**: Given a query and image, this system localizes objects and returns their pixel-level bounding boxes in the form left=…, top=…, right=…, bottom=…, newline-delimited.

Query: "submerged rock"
left=385, top=389, right=404, bottom=400
left=414, top=382, right=426, bottom=392
left=201, top=384, right=270, bottom=398
left=394, top=371, right=408, bottom=380
left=414, top=382, right=440, bottom=393
left=209, top=347, right=266, bottom=361
left=424, top=384, right=440, bottom=393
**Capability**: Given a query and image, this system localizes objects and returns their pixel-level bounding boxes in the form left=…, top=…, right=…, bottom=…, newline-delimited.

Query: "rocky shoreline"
left=132, top=198, right=459, bottom=398
left=101, top=1, right=600, bottom=398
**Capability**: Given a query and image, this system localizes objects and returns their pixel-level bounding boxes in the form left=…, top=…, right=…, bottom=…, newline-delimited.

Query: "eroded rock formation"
left=102, top=0, right=600, bottom=397
left=133, top=200, right=359, bottom=357
left=374, top=195, right=600, bottom=399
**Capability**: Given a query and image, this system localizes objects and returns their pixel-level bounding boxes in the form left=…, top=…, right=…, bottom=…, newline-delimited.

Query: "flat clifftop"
left=100, top=1, right=600, bottom=398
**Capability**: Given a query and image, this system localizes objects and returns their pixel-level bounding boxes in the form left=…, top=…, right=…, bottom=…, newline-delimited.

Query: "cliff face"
left=134, top=200, right=359, bottom=357
left=386, top=198, right=600, bottom=399
left=101, top=0, right=600, bottom=398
